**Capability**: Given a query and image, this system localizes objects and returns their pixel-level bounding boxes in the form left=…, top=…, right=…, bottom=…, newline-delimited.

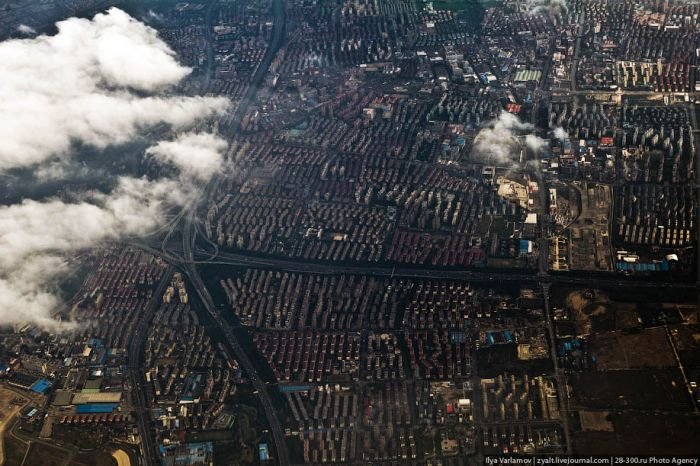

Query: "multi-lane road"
left=129, top=0, right=291, bottom=461
left=181, top=207, right=291, bottom=465
left=228, top=0, right=286, bottom=128
left=135, top=241, right=694, bottom=291
left=170, top=0, right=291, bottom=462
left=128, top=265, right=174, bottom=466
left=127, top=0, right=700, bottom=463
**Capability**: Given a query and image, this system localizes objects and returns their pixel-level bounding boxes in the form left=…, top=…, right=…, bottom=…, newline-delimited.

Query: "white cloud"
left=472, top=112, right=534, bottom=165
left=0, top=8, right=229, bottom=171
left=526, top=0, right=568, bottom=15
left=525, top=134, right=547, bottom=154
left=0, top=177, right=196, bottom=330
left=553, top=126, right=569, bottom=141
left=33, top=160, right=93, bottom=182
left=146, top=132, right=228, bottom=181
left=472, top=112, right=548, bottom=165
left=0, top=256, right=70, bottom=330
left=17, top=24, right=36, bottom=35
left=147, top=10, right=165, bottom=23
left=0, top=9, right=230, bottom=330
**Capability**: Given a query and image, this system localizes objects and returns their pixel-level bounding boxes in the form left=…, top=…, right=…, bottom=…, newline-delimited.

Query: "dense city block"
left=1, top=0, right=700, bottom=465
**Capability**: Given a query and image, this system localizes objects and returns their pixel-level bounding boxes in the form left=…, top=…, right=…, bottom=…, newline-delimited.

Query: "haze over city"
left=0, top=0, right=699, bottom=465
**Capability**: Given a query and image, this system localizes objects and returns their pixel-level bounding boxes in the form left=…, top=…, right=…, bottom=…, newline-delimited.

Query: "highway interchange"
left=124, top=0, right=700, bottom=463
left=127, top=0, right=291, bottom=463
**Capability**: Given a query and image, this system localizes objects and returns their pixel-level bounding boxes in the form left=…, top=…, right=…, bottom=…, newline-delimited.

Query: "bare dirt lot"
left=568, top=369, right=693, bottom=411
left=669, top=323, right=700, bottom=369
left=23, top=442, right=70, bottom=466
left=0, top=386, right=29, bottom=465
left=565, top=289, right=619, bottom=336
left=578, top=410, right=614, bottom=432
left=573, top=411, right=700, bottom=455
left=588, top=327, right=676, bottom=369
left=566, top=182, right=612, bottom=272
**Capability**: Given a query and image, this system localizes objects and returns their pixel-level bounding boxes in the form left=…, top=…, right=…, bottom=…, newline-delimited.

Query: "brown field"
left=0, top=386, right=29, bottom=465
left=565, top=290, right=614, bottom=335
left=2, top=432, right=28, bottom=466
left=573, top=411, right=700, bottom=455
left=23, top=442, right=70, bottom=466
left=578, top=411, right=614, bottom=432
left=68, top=451, right=118, bottom=466
left=588, top=327, right=676, bottom=369
left=569, top=369, right=693, bottom=412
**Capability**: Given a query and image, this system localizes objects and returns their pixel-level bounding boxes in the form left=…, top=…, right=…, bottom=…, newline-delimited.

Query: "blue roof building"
left=30, top=378, right=52, bottom=394
left=259, top=443, right=270, bottom=462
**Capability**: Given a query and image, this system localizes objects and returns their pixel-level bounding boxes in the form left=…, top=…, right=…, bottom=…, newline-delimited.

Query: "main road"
left=131, top=1, right=700, bottom=463
left=181, top=209, right=290, bottom=466
left=229, top=0, right=286, bottom=127
left=128, top=265, right=174, bottom=466
left=172, top=0, right=290, bottom=463
left=130, top=0, right=289, bottom=462
left=131, top=239, right=697, bottom=291
left=532, top=32, right=573, bottom=455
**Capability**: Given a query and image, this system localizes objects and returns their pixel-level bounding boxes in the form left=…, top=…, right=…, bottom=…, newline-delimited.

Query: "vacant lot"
left=578, top=411, right=614, bottom=432
left=566, top=183, right=613, bottom=272
left=588, top=327, right=676, bottom=369
left=69, top=451, right=118, bottom=466
left=0, top=386, right=28, bottom=465
left=573, top=411, right=700, bottom=455
left=2, top=433, right=28, bottom=466
left=24, top=442, right=70, bottom=466
left=669, top=324, right=700, bottom=369
left=565, top=289, right=615, bottom=336
left=569, top=369, right=692, bottom=411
